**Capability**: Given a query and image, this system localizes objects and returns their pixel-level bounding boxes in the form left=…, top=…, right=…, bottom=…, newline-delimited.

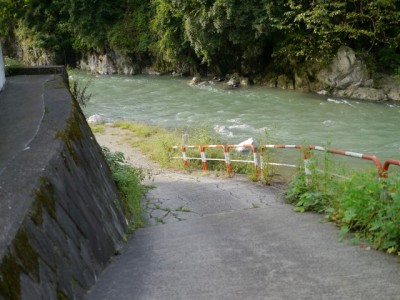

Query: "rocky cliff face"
left=316, top=46, right=399, bottom=101
left=263, top=46, right=399, bottom=101
left=79, top=50, right=142, bottom=75
left=9, top=37, right=399, bottom=102
left=0, top=70, right=127, bottom=300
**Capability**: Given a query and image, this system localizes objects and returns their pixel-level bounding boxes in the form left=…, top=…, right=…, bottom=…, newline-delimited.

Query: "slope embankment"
left=0, top=69, right=127, bottom=300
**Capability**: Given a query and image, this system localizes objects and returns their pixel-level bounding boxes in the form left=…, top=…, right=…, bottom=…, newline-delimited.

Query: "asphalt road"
left=85, top=172, right=400, bottom=300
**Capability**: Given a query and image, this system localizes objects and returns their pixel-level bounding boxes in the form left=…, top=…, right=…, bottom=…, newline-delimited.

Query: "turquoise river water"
left=72, top=72, right=400, bottom=163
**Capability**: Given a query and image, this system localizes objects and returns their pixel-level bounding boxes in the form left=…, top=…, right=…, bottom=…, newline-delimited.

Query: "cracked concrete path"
left=144, top=172, right=280, bottom=225
left=0, top=75, right=51, bottom=174
left=86, top=126, right=400, bottom=300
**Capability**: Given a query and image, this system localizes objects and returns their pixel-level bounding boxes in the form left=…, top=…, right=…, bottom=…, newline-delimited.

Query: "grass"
left=102, top=146, right=151, bottom=231
left=103, top=121, right=286, bottom=181
left=176, top=206, right=191, bottom=212
left=4, top=57, right=23, bottom=76
left=111, top=121, right=234, bottom=172
left=112, top=121, right=182, bottom=169
left=90, top=125, right=105, bottom=134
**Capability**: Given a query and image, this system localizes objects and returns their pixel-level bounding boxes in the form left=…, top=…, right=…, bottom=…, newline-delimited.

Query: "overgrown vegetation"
left=69, top=77, right=92, bottom=107
left=2, top=1, right=399, bottom=76
left=106, top=122, right=281, bottom=182
left=4, top=56, right=22, bottom=76
left=102, top=146, right=150, bottom=230
left=285, top=153, right=400, bottom=255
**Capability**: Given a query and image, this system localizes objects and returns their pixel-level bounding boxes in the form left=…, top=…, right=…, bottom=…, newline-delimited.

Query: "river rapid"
left=72, top=72, right=400, bottom=162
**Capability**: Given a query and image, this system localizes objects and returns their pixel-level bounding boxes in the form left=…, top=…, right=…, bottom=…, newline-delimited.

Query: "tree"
left=65, top=0, right=125, bottom=51
left=108, top=0, right=152, bottom=54
left=272, top=0, right=400, bottom=71
left=150, top=0, right=199, bottom=73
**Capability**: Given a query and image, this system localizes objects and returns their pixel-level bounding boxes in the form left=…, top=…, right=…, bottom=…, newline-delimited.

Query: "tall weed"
left=338, top=173, right=400, bottom=253
left=102, top=146, right=150, bottom=230
left=285, top=152, right=400, bottom=255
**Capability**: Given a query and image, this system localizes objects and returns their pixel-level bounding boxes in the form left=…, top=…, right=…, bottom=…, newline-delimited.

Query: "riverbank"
left=91, top=122, right=283, bottom=225
left=92, top=121, right=400, bottom=255
left=93, top=124, right=163, bottom=175
left=76, top=46, right=400, bottom=102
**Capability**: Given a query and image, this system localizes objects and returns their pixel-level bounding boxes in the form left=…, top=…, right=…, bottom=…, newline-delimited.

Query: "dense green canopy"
left=1, top=0, right=399, bottom=75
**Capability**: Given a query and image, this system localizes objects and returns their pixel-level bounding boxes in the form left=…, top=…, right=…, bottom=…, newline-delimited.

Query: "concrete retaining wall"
left=0, top=71, right=127, bottom=299
left=0, top=44, right=5, bottom=90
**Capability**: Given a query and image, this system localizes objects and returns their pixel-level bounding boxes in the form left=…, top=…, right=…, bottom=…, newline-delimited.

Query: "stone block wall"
left=0, top=72, right=127, bottom=299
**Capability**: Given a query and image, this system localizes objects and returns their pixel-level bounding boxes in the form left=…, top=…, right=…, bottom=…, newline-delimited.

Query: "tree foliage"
left=273, top=0, right=400, bottom=69
left=2, top=0, right=400, bottom=75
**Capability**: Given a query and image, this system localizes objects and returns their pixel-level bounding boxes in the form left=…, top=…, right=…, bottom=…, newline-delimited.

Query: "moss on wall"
left=0, top=253, right=21, bottom=300
left=32, top=177, right=57, bottom=221
left=14, top=229, right=40, bottom=282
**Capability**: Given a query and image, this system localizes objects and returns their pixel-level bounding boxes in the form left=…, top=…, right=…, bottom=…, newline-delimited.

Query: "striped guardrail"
left=169, top=143, right=400, bottom=179
left=227, top=144, right=259, bottom=176
left=382, top=159, right=400, bottom=178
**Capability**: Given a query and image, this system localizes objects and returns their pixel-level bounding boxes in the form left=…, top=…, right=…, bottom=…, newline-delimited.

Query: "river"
left=72, top=72, right=400, bottom=162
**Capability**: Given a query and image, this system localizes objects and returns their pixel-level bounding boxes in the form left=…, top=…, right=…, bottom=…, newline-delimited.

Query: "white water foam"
left=322, top=120, right=336, bottom=127
left=214, top=125, right=234, bottom=137
left=327, top=98, right=356, bottom=108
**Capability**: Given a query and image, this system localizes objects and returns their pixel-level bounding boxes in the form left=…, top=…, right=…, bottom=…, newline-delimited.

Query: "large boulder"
left=334, top=87, right=387, bottom=102
left=226, top=75, right=240, bottom=88
left=317, top=46, right=370, bottom=89
left=315, top=46, right=400, bottom=101
left=378, top=75, right=400, bottom=101
left=189, top=76, right=201, bottom=85
left=87, top=114, right=106, bottom=125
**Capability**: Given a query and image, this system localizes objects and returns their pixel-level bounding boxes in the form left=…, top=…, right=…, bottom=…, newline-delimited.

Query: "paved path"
left=85, top=171, right=400, bottom=300
left=0, top=75, right=51, bottom=174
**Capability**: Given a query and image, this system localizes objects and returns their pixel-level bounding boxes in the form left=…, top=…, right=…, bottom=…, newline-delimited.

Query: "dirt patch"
left=93, top=124, right=163, bottom=175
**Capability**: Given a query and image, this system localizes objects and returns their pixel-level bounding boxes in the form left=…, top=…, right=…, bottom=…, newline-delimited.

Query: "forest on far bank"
left=1, top=0, right=399, bottom=77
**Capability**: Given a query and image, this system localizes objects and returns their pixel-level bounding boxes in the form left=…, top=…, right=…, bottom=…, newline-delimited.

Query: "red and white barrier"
left=202, top=145, right=232, bottom=174
left=309, top=145, right=382, bottom=177
left=170, top=143, right=399, bottom=179
left=382, top=159, right=400, bottom=178
left=227, top=144, right=259, bottom=176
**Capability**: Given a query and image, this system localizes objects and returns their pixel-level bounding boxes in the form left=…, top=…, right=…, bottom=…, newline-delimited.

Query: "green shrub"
left=284, top=156, right=400, bottom=255
left=4, top=57, right=22, bottom=77
left=338, top=173, right=400, bottom=253
left=102, top=146, right=150, bottom=230
left=69, top=77, right=92, bottom=107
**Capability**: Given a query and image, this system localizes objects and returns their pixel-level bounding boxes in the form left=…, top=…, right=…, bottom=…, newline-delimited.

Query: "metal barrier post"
left=227, top=144, right=259, bottom=177
left=169, top=146, right=189, bottom=169
left=203, top=145, right=232, bottom=174
left=260, top=145, right=307, bottom=181
left=182, top=146, right=189, bottom=169
left=200, top=146, right=207, bottom=171
left=224, top=146, right=232, bottom=175
left=382, top=159, right=400, bottom=178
